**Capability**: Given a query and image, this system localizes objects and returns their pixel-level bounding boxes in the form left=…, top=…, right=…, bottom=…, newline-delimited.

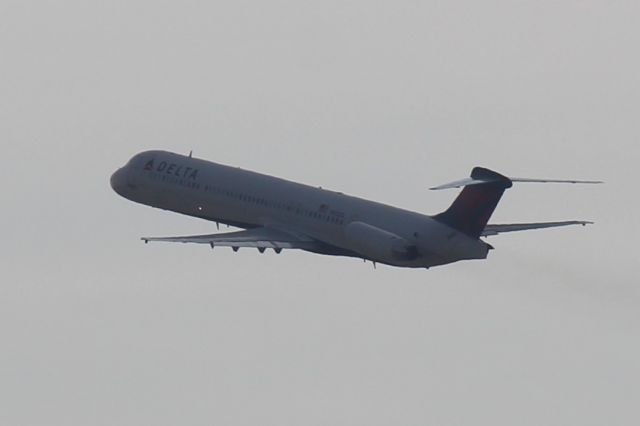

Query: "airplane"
left=110, top=150, right=600, bottom=269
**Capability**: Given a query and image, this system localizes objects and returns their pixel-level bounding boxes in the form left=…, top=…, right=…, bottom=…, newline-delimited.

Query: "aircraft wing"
left=481, top=221, right=593, bottom=236
left=141, top=226, right=319, bottom=251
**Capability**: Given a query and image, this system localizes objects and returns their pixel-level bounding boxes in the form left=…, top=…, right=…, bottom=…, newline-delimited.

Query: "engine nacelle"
left=345, top=221, right=418, bottom=262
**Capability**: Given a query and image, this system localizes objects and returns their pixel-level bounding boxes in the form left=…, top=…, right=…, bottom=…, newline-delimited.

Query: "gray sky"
left=1, top=1, right=638, bottom=425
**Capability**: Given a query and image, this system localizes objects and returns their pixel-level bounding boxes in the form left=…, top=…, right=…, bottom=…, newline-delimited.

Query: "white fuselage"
left=111, top=150, right=491, bottom=268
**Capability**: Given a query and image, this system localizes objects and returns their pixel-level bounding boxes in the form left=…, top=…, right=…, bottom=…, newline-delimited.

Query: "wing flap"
left=482, top=221, right=593, bottom=236
left=141, top=227, right=318, bottom=250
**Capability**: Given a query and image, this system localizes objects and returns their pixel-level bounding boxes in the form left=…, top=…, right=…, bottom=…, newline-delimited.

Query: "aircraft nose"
left=110, top=168, right=128, bottom=196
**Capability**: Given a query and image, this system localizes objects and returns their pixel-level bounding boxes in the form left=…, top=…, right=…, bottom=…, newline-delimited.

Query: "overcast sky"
left=1, top=1, right=638, bottom=425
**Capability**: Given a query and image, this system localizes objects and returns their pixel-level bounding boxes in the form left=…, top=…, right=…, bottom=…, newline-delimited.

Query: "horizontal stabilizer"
left=482, top=221, right=593, bottom=236
left=510, top=177, right=603, bottom=184
left=430, top=168, right=602, bottom=190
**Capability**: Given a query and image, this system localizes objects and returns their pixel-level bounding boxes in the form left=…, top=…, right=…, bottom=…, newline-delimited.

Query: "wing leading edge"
left=481, top=221, right=593, bottom=236
left=141, top=226, right=319, bottom=251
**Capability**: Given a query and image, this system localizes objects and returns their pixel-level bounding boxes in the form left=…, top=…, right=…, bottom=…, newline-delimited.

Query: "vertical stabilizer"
left=433, top=167, right=512, bottom=238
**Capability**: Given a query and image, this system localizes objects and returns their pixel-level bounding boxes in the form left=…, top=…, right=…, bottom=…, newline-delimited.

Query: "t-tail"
left=431, top=167, right=601, bottom=238
left=433, top=167, right=512, bottom=238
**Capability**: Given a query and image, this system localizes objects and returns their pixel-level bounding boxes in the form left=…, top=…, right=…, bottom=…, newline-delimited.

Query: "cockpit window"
left=126, top=153, right=154, bottom=170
